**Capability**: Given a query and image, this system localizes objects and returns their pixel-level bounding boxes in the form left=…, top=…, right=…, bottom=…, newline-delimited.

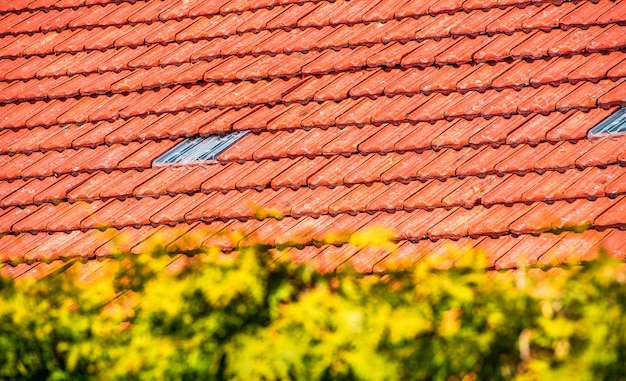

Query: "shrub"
left=0, top=235, right=625, bottom=380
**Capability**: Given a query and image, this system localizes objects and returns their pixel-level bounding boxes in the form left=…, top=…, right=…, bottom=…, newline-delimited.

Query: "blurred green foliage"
left=0, top=236, right=625, bottom=381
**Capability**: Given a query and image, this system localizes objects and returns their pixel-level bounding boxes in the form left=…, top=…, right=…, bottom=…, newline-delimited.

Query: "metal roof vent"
left=587, top=108, right=626, bottom=138
left=153, top=131, right=248, bottom=166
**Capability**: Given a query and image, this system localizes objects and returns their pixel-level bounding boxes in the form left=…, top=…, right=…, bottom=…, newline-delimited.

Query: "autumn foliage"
left=0, top=232, right=625, bottom=380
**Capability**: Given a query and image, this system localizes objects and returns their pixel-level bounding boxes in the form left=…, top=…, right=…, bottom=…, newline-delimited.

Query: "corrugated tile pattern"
left=0, top=0, right=625, bottom=276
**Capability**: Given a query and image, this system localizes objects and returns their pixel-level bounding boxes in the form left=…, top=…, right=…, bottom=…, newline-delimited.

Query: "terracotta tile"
left=428, top=204, right=500, bottom=240
left=204, top=55, right=262, bottom=82
left=120, top=196, right=181, bottom=228
left=232, top=104, right=288, bottom=132
left=381, top=62, right=440, bottom=90
left=300, top=99, right=358, bottom=129
left=12, top=202, right=75, bottom=233
left=258, top=187, right=313, bottom=217
left=305, top=154, right=368, bottom=188
left=337, top=97, right=397, bottom=127
left=511, top=197, right=618, bottom=234
left=517, top=83, right=577, bottom=116
left=0, top=232, right=60, bottom=264
left=116, top=89, right=175, bottom=119
left=549, top=26, right=605, bottom=56
left=568, top=51, right=626, bottom=84
left=374, top=94, right=431, bottom=125
left=234, top=159, right=293, bottom=191
left=89, top=169, right=153, bottom=201
left=363, top=180, right=423, bottom=212
left=540, top=229, right=611, bottom=266
left=46, top=200, right=105, bottom=232
left=4, top=54, right=60, bottom=81
left=272, top=155, right=328, bottom=190
left=546, top=107, right=615, bottom=142
left=21, top=150, right=67, bottom=179
left=357, top=123, right=417, bottom=154
left=479, top=86, right=536, bottom=119
left=596, top=0, right=626, bottom=24
left=146, top=192, right=208, bottom=225
left=400, top=38, right=458, bottom=68
left=246, top=77, right=304, bottom=106
left=597, top=229, right=626, bottom=259
left=531, top=140, right=592, bottom=172
left=279, top=126, right=331, bottom=157
left=4, top=126, right=61, bottom=154
left=485, top=5, right=537, bottom=35
left=200, top=160, right=258, bottom=193
left=605, top=171, right=626, bottom=198
left=379, top=150, right=440, bottom=183
left=473, top=32, right=524, bottom=62
left=0, top=179, right=29, bottom=204
left=200, top=107, right=260, bottom=136
left=290, top=185, right=353, bottom=218
left=266, top=216, right=325, bottom=248
left=66, top=171, right=123, bottom=201
left=558, top=79, right=622, bottom=113
left=522, top=3, right=578, bottom=32
left=561, top=0, right=617, bottom=29
left=562, top=165, right=624, bottom=201
left=506, top=110, right=574, bottom=146
left=0, top=205, right=39, bottom=233
left=597, top=80, right=626, bottom=108
left=520, top=168, right=585, bottom=204
left=311, top=212, right=373, bottom=246
left=527, top=55, right=584, bottom=87
left=438, top=36, right=494, bottom=66
left=297, top=0, right=349, bottom=27
left=325, top=182, right=385, bottom=216
left=320, top=126, right=376, bottom=157
left=390, top=120, right=446, bottom=152
left=0, top=177, right=56, bottom=207
left=374, top=238, right=444, bottom=272
left=576, top=136, right=626, bottom=169
left=220, top=188, right=285, bottom=221
left=393, top=207, right=452, bottom=241
left=281, top=26, right=334, bottom=54
left=442, top=174, right=508, bottom=209
left=466, top=202, right=530, bottom=238
left=0, top=102, right=48, bottom=129
left=474, top=235, right=521, bottom=268
left=0, top=152, right=45, bottom=181
left=495, top=233, right=563, bottom=269
left=403, top=178, right=465, bottom=211
left=420, top=147, right=480, bottom=180
left=346, top=153, right=406, bottom=186
left=165, top=221, right=221, bottom=253
left=491, top=142, right=555, bottom=175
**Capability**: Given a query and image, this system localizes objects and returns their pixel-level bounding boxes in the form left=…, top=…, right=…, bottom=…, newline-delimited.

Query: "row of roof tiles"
left=0, top=107, right=613, bottom=156
left=0, top=0, right=623, bottom=278
left=1, top=129, right=624, bottom=186
left=1, top=227, right=625, bottom=280
left=2, top=0, right=623, bottom=38
left=2, top=49, right=625, bottom=109
left=1, top=77, right=625, bottom=134
left=0, top=212, right=624, bottom=272
left=0, top=165, right=623, bottom=234
left=1, top=6, right=624, bottom=63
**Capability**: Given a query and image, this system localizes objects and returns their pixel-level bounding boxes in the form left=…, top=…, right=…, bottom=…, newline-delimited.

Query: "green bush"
left=1, top=234, right=625, bottom=380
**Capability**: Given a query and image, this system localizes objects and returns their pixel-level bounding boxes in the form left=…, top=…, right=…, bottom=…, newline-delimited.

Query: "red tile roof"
left=0, top=0, right=625, bottom=278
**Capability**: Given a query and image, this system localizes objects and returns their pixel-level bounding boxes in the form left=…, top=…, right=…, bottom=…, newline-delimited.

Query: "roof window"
left=153, top=131, right=248, bottom=166
left=587, top=108, right=626, bottom=138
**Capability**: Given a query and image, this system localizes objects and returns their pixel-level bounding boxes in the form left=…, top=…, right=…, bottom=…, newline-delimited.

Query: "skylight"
left=587, top=108, right=626, bottom=138
left=153, top=131, right=248, bottom=166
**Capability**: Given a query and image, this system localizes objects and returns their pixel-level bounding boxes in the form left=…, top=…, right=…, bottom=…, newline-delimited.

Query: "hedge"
left=0, top=232, right=625, bottom=380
